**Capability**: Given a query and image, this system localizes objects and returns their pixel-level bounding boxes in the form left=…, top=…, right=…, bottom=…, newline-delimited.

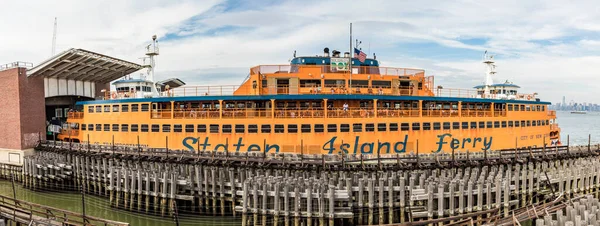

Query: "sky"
left=1, top=0, right=599, bottom=104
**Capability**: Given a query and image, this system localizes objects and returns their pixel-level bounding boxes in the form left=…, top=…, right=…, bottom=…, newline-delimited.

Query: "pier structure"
left=1, top=141, right=599, bottom=225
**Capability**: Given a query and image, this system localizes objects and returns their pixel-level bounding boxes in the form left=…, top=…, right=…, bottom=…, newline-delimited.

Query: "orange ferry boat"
left=58, top=37, right=561, bottom=155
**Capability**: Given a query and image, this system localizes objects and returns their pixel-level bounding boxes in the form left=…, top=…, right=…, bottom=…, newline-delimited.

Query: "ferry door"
left=152, top=103, right=158, bottom=118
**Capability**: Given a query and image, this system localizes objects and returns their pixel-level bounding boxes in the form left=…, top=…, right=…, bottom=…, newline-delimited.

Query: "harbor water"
left=0, top=110, right=596, bottom=226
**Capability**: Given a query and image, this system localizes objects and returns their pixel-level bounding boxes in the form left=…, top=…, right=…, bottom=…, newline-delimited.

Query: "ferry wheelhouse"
left=58, top=38, right=561, bottom=155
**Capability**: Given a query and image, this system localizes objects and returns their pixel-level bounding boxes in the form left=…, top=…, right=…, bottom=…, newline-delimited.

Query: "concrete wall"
left=0, top=68, right=45, bottom=151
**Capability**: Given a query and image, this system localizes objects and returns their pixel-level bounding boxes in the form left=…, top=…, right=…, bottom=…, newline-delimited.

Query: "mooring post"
left=112, top=135, right=115, bottom=155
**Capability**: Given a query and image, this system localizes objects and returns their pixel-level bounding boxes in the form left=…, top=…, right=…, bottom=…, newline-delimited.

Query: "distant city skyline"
left=550, top=96, right=600, bottom=111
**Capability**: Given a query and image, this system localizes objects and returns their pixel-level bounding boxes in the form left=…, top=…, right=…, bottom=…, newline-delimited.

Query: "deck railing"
left=250, top=65, right=426, bottom=77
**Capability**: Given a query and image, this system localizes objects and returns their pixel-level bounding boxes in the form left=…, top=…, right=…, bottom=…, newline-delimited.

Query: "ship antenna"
left=482, top=50, right=496, bottom=96
left=145, top=35, right=160, bottom=97
left=349, top=23, right=353, bottom=92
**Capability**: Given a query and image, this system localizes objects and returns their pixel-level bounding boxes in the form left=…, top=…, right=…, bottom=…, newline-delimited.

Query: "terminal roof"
left=27, top=48, right=143, bottom=83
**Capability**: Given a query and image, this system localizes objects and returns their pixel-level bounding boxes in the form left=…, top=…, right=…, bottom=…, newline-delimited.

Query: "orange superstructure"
left=58, top=49, right=560, bottom=155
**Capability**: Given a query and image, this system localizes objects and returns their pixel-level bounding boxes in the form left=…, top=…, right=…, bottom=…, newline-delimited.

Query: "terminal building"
left=0, top=48, right=145, bottom=164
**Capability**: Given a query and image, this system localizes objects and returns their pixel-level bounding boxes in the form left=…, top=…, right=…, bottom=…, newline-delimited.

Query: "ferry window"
left=444, top=122, right=451, bottom=130
left=222, top=125, right=232, bottom=133
left=88, top=124, right=94, bottom=131
left=520, top=105, right=525, bottom=111
left=248, top=124, right=258, bottom=133
left=433, top=122, right=441, bottom=130
left=96, top=106, right=102, bottom=112
left=122, top=105, right=129, bottom=112
left=81, top=124, right=86, bottom=131
left=508, top=121, right=513, bottom=127
left=300, top=79, right=322, bottom=88
left=353, top=123, right=362, bottom=132
left=104, top=124, right=110, bottom=131
left=515, top=121, right=520, bottom=127
left=542, top=106, right=545, bottom=111
left=163, top=124, right=171, bottom=132
left=494, top=121, right=500, bottom=128
left=315, top=124, right=324, bottom=133
left=302, top=124, right=311, bottom=133
left=235, top=124, right=245, bottom=133
left=210, top=124, right=219, bottom=133
left=131, top=104, right=139, bottom=112
left=365, top=123, right=375, bottom=132
left=423, top=122, right=431, bottom=130
left=96, top=124, right=102, bottom=131
left=486, top=121, right=493, bottom=128
left=526, top=106, right=531, bottom=111
left=412, top=123, right=420, bottom=131
left=501, top=121, right=507, bottom=128
left=275, top=124, right=285, bottom=133
left=174, top=124, right=183, bottom=132
left=532, top=121, right=537, bottom=126
left=340, top=124, right=350, bottom=132
left=185, top=124, right=194, bottom=133
left=372, top=80, right=392, bottom=88
left=121, top=124, right=128, bottom=132
left=377, top=123, right=386, bottom=132
left=536, top=105, right=541, bottom=111
left=197, top=125, right=206, bottom=133
left=112, top=105, right=119, bottom=112
left=479, top=121, right=485, bottom=128
left=88, top=106, right=94, bottom=113
left=141, top=104, right=150, bottom=112
left=141, top=124, right=148, bottom=132
left=288, top=124, right=298, bottom=133
left=103, top=105, right=110, bottom=112
left=470, top=122, right=476, bottom=129
left=523, top=120, right=527, bottom=127
left=324, top=79, right=346, bottom=87
left=261, top=124, right=271, bottom=133
left=526, top=120, right=531, bottom=127
left=390, top=123, right=399, bottom=131
left=546, top=120, right=549, bottom=125
left=508, top=104, right=513, bottom=111
left=328, top=124, right=337, bottom=132
left=350, top=80, right=369, bottom=88
left=461, top=122, right=468, bottom=129
left=131, top=124, right=139, bottom=132
left=452, top=122, right=459, bottom=130
left=151, top=124, right=159, bottom=132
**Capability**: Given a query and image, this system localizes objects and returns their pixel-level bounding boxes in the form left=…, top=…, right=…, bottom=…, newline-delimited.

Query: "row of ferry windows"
left=88, top=104, right=150, bottom=113
left=87, top=103, right=546, bottom=113
left=507, top=104, right=545, bottom=112
left=80, top=120, right=551, bottom=133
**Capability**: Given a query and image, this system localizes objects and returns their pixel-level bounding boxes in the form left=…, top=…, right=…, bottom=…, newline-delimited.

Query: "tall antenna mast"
left=146, top=35, right=160, bottom=97
left=51, top=17, right=57, bottom=56
left=349, top=23, right=353, bottom=93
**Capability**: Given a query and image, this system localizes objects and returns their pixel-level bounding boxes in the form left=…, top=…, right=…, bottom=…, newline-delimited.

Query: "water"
left=556, top=111, right=600, bottom=145
left=0, top=180, right=241, bottom=226
left=0, top=111, right=595, bottom=225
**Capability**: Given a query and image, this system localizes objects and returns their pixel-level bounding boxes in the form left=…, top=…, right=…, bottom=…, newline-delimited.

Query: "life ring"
left=111, top=92, right=117, bottom=99
left=527, top=95, right=531, bottom=100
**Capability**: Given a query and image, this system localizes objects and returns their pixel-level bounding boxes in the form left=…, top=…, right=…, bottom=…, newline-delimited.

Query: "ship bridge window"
left=400, top=123, right=409, bottom=131
left=141, top=104, right=150, bottom=112
left=372, top=81, right=392, bottom=88
left=288, top=124, right=298, bottom=133
left=423, top=122, right=431, bottom=130
left=261, top=124, right=271, bottom=133
left=163, top=124, right=171, bottom=132
left=235, top=124, right=245, bottom=133
left=412, top=123, right=420, bottom=131
left=301, top=124, right=311, bottom=133
left=248, top=125, right=258, bottom=133
left=88, top=106, right=94, bottom=113
left=275, top=124, right=284, bottom=133
left=353, top=123, right=362, bottom=132
left=340, top=124, right=350, bottom=132
left=315, top=124, right=324, bottom=133
left=350, top=80, right=369, bottom=88
left=327, top=124, right=337, bottom=132
left=210, top=124, right=219, bottom=133
left=151, top=124, right=159, bottom=132
left=300, top=80, right=322, bottom=88
left=324, top=79, right=346, bottom=87
left=112, top=105, right=119, bottom=112
left=122, top=105, right=129, bottom=112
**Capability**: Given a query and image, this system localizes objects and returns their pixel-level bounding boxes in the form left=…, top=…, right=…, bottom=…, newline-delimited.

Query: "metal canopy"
left=28, top=48, right=143, bottom=84
left=157, top=78, right=186, bottom=89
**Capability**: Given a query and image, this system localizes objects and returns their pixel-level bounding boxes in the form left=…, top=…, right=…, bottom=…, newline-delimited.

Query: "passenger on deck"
left=378, top=87, right=383, bottom=95
left=343, top=103, right=349, bottom=112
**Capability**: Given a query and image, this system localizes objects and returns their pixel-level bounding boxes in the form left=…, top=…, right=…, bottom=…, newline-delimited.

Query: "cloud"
left=3, top=0, right=600, bottom=103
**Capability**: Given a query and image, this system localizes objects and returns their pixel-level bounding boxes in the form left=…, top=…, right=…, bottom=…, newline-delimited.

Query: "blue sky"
left=2, top=0, right=600, bottom=104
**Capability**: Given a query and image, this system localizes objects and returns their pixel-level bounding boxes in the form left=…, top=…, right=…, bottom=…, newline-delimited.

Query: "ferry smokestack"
left=332, top=50, right=340, bottom=57
left=344, top=52, right=350, bottom=58
left=324, top=47, right=330, bottom=57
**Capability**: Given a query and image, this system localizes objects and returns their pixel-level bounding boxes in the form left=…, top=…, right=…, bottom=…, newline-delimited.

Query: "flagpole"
left=349, top=23, right=352, bottom=94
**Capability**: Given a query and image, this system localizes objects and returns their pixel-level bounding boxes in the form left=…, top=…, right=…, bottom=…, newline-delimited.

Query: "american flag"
left=354, top=48, right=367, bottom=63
